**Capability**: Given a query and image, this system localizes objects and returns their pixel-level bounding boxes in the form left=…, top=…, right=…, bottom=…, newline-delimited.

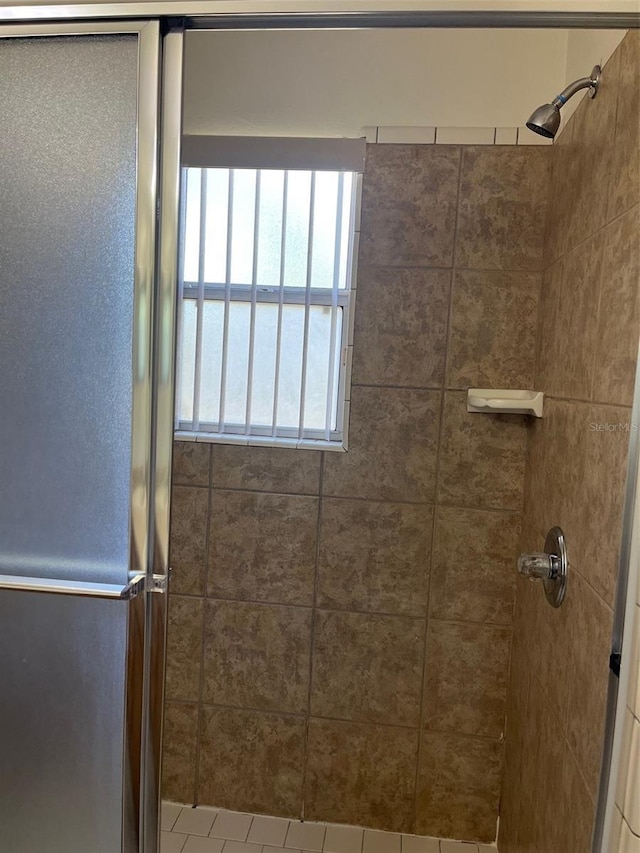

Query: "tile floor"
left=161, top=804, right=498, bottom=853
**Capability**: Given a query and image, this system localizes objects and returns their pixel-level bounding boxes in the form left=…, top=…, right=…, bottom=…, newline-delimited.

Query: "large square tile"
left=423, top=621, right=511, bottom=739
left=437, top=392, right=527, bottom=511
left=198, top=707, right=305, bottom=817
left=305, top=718, right=418, bottom=832
left=359, top=143, right=460, bottom=267
left=208, top=491, right=318, bottom=607
left=203, top=600, right=312, bottom=714
left=455, top=146, right=550, bottom=270
left=352, top=267, right=450, bottom=388
left=318, top=499, right=432, bottom=617
left=311, top=610, right=424, bottom=726
left=429, top=507, right=519, bottom=625
left=416, top=732, right=502, bottom=843
left=323, top=386, right=441, bottom=502
left=447, top=270, right=539, bottom=391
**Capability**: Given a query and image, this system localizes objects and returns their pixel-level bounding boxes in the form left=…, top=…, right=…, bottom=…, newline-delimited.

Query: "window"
left=175, top=136, right=364, bottom=450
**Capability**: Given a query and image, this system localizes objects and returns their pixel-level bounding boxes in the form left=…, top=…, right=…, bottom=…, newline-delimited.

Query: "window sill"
left=174, top=430, right=347, bottom=452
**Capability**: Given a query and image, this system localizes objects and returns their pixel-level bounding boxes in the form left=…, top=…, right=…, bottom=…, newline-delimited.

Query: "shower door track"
left=0, top=4, right=639, bottom=28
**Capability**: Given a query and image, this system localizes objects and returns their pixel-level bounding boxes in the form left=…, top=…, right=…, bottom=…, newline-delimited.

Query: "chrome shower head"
left=526, top=103, right=561, bottom=139
left=526, top=65, right=601, bottom=140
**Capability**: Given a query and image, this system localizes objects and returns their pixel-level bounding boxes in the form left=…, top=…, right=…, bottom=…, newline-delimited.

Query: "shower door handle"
left=0, top=573, right=166, bottom=599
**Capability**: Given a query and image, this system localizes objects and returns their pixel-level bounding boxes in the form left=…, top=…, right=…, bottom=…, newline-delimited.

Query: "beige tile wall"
left=498, top=30, right=640, bottom=853
left=164, top=138, right=552, bottom=843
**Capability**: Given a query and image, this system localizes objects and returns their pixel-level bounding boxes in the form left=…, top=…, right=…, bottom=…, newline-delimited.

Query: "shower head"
left=526, top=103, right=561, bottom=139
left=526, top=65, right=601, bottom=139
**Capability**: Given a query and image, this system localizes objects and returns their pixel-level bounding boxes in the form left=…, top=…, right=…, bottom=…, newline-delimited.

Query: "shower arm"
left=551, top=66, right=601, bottom=107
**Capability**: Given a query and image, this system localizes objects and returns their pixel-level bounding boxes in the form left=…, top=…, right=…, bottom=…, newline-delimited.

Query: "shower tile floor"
left=161, top=803, right=497, bottom=853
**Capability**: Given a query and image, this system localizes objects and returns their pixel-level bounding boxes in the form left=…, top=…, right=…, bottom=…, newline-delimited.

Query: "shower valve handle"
left=516, top=528, right=568, bottom=609
left=517, top=552, right=560, bottom=581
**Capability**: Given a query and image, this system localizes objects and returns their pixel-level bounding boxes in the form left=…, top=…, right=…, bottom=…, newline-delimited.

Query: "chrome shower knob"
left=517, top=552, right=560, bottom=580
left=517, top=526, right=568, bottom=608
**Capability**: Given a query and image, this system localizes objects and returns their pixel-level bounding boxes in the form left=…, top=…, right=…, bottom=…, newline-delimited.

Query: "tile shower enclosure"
left=163, top=29, right=639, bottom=849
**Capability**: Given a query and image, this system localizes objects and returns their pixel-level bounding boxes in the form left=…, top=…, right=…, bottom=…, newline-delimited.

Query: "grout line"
left=301, top=451, right=326, bottom=822
left=414, top=145, right=464, bottom=833
left=167, top=591, right=516, bottom=629
left=171, top=593, right=314, bottom=610
left=544, top=394, right=634, bottom=411
left=196, top=485, right=523, bottom=515
left=172, top=696, right=507, bottom=743
left=212, top=486, right=322, bottom=499
left=356, top=261, right=553, bottom=275
left=192, top=464, right=215, bottom=805
left=172, top=481, right=213, bottom=490
left=542, top=198, right=640, bottom=275
left=350, top=383, right=446, bottom=392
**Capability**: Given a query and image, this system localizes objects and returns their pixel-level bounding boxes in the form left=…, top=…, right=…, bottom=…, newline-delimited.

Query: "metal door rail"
left=0, top=573, right=167, bottom=599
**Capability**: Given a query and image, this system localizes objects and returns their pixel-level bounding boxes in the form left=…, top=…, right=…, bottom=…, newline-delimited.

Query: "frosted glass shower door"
left=0, top=32, right=138, bottom=585
left=0, top=21, right=163, bottom=853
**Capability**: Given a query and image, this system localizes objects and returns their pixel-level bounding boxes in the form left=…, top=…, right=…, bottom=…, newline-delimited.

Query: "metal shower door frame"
left=0, top=17, right=158, bottom=598
left=142, top=22, right=184, bottom=853
left=0, top=17, right=178, bottom=852
left=0, top=2, right=639, bottom=28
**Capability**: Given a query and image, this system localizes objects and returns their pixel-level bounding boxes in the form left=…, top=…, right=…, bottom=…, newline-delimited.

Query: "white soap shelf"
left=466, top=389, right=544, bottom=418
